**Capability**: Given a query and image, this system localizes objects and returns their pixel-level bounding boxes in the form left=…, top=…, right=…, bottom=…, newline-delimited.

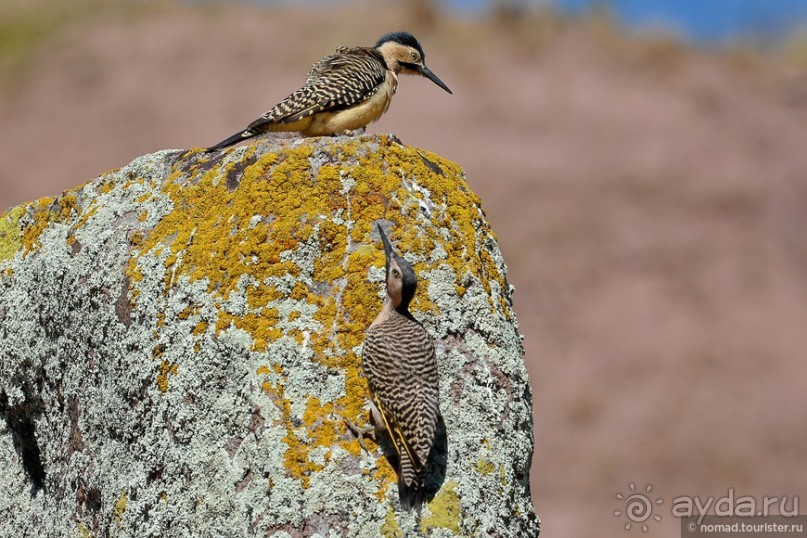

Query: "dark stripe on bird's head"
left=375, top=31, right=425, bottom=58
left=398, top=260, right=418, bottom=311
left=377, top=224, right=418, bottom=312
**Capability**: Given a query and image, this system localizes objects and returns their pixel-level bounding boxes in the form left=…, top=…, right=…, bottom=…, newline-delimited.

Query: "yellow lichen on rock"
left=114, top=491, right=128, bottom=524
left=0, top=135, right=539, bottom=535
left=156, top=359, right=178, bottom=393
left=421, top=481, right=462, bottom=534
left=372, top=457, right=398, bottom=501
left=120, top=134, right=513, bottom=506
left=19, top=195, right=57, bottom=253
left=380, top=505, right=404, bottom=538
left=274, top=381, right=327, bottom=488
left=476, top=458, right=495, bottom=475
left=0, top=206, right=25, bottom=263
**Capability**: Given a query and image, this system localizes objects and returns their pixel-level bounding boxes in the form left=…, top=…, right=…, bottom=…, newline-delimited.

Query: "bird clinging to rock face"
left=351, top=225, right=441, bottom=513
left=206, top=31, right=452, bottom=151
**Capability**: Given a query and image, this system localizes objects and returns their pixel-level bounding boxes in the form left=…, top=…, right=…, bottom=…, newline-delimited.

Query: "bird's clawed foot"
left=340, top=127, right=366, bottom=137
left=345, top=419, right=374, bottom=454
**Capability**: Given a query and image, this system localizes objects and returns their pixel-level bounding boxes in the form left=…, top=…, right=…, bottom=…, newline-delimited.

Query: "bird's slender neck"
left=392, top=295, right=417, bottom=321
left=370, top=296, right=413, bottom=327
left=371, top=298, right=394, bottom=327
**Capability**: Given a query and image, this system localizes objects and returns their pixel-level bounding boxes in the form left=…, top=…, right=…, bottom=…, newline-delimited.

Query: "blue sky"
left=450, top=0, right=807, bottom=44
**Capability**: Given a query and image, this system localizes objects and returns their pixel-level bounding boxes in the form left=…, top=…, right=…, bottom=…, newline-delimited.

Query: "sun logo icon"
left=614, top=482, right=663, bottom=532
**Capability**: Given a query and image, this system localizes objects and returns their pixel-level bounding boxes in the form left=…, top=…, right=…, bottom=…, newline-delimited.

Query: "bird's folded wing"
left=371, top=390, right=424, bottom=472
left=246, top=47, right=387, bottom=131
left=363, top=325, right=439, bottom=472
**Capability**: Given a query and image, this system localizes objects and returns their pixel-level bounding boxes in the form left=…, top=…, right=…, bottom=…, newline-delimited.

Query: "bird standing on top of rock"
left=352, top=225, right=441, bottom=513
left=206, top=31, right=452, bottom=151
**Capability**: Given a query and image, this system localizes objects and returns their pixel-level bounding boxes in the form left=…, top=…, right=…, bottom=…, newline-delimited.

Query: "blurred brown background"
left=2, top=1, right=807, bottom=536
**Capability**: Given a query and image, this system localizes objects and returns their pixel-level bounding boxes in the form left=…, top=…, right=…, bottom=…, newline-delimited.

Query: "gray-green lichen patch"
left=0, top=135, right=539, bottom=536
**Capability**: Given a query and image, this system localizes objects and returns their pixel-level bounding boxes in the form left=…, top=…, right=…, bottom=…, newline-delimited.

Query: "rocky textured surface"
left=0, top=134, right=539, bottom=537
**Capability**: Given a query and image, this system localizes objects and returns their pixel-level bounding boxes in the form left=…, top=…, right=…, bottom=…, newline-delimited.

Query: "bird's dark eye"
left=410, top=51, right=420, bottom=61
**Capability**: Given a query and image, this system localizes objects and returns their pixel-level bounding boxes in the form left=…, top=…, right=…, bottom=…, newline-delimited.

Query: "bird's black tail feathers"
left=205, top=129, right=255, bottom=152
left=398, top=472, right=426, bottom=515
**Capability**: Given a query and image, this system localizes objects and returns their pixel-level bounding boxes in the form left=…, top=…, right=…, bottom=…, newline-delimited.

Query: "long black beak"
left=418, top=65, right=452, bottom=94
left=378, top=224, right=395, bottom=272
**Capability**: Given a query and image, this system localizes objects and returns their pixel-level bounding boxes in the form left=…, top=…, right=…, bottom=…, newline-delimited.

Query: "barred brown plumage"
left=363, top=313, right=439, bottom=508
left=353, top=224, right=440, bottom=513
left=206, top=32, right=451, bottom=151
left=251, top=48, right=388, bottom=128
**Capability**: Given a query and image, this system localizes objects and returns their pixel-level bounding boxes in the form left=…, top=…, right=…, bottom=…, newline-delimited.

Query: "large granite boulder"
left=0, top=134, right=539, bottom=537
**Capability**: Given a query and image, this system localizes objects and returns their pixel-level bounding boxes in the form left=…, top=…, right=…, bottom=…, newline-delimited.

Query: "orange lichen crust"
left=125, top=134, right=508, bottom=495
left=155, top=359, right=179, bottom=393
left=20, top=194, right=70, bottom=253
left=9, top=179, right=112, bottom=260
